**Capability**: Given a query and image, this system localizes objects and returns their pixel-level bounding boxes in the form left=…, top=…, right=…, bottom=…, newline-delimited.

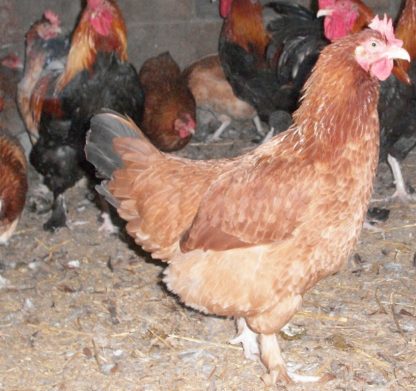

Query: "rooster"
left=29, top=0, right=144, bottom=231
left=0, top=132, right=28, bottom=245
left=183, top=54, right=265, bottom=141
left=86, top=17, right=409, bottom=385
left=17, top=10, right=68, bottom=144
left=218, top=0, right=374, bottom=122
left=138, top=52, right=196, bottom=152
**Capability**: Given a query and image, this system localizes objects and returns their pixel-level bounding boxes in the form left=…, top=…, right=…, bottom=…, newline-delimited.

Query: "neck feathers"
left=293, top=35, right=380, bottom=151
left=224, top=0, right=269, bottom=62
left=56, top=4, right=127, bottom=92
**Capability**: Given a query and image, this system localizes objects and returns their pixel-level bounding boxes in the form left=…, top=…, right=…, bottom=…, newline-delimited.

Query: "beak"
left=189, top=128, right=196, bottom=135
left=317, top=9, right=333, bottom=18
left=385, top=46, right=410, bottom=62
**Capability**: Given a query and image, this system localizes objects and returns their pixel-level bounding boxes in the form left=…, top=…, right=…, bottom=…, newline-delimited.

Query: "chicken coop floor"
left=1, top=121, right=416, bottom=391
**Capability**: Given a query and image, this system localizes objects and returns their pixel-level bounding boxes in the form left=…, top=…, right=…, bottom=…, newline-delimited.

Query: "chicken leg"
left=208, top=116, right=232, bottom=141
left=386, top=154, right=416, bottom=202
left=44, top=193, right=67, bottom=231
left=229, top=318, right=259, bottom=360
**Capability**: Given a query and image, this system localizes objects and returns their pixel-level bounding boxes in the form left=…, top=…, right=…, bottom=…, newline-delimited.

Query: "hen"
left=0, top=55, right=28, bottom=244
left=86, top=17, right=409, bottom=384
left=183, top=54, right=264, bottom=141
left=138, top=52, right=196, bottom=152
left=0, top=131, right=28, bottom=244
left=28, top=0, right=144, bottom=231
left=218, top=0, right=374, bottom=121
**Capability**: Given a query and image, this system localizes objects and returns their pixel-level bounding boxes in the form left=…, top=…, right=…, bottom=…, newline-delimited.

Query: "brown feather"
left=183, top=54, right=257, bottom=122
left=166, top=31, right=381, bottom=326
left=395, top=0, right=416, bottom=71
left=0, top=133, right=28, bottom=242
left=350, top=0, right=375, bottom=33
left=138, top=52, right=196, bottom=151
left=223, top=0, right=270, bottom=65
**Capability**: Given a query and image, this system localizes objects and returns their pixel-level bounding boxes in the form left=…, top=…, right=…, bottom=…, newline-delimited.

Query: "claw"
left=98, top=211, right=119, bottom=235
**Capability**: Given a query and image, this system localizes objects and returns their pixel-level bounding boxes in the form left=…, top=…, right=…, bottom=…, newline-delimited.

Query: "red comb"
left=318, top=0, right=335, bottom=8
left=43, top=10, right=61, bottom=26
left=369, top=14, right=402, bottom=46
left=87, top=0, right=103, bottom=9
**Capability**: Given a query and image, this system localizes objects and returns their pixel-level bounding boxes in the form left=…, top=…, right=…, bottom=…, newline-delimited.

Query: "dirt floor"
left=1, top=118, right=416, bottom=391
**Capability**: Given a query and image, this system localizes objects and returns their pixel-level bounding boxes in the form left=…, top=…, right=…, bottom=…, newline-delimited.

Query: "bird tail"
left=85, top=109, right=161, bottom=207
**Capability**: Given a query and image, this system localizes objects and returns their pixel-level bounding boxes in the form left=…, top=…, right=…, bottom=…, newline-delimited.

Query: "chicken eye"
left=370, top=41, right=377, bottom=48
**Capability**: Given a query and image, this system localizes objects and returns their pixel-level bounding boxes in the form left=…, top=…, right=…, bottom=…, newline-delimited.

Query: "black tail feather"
left=85, top=109, right=140, bottom=180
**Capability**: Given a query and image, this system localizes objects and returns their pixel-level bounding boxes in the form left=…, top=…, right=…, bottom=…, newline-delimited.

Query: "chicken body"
left=87, top=24, right=409, bottom=383
left=218, top=0, right=373, bottom=121
left=138, top=52, right=196, bottom=152
left=0, top=132, right=27, bottom=244
left=184, top=54, right=264, bottom=140
left=28, top=0, right=144, bottom=231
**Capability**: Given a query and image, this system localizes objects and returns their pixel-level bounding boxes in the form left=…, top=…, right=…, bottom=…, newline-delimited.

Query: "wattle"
left=220, top=0, right=232, bottom=18
left=324, top=16, right=348, bottom=41
left=179, top=128, right=191, bottom=139
left=91, top=10, right=112, bottom=36
left=370, top=58, right=393, bottom=81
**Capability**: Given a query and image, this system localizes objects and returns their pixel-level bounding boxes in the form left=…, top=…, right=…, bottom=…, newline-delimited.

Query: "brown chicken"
left=86, top=18, right=409, bottom=385
left=0, top=132, right=28, bottom=245
left=138, top=52, right=196, bottom=152
left=183, top=54, right=264, bottom=141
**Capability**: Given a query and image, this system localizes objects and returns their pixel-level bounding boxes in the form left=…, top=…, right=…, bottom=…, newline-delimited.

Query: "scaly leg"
left=253, top=115, right=265, bottom=136
left=229, top=318, right=259, bottom=360
left=208, top=117, right=232, bottom=141
left=374, top=154, right=416, bottom=203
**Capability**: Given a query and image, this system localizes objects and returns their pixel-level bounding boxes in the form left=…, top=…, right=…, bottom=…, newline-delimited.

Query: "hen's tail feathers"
left=85, top=110, right=160, bottom=207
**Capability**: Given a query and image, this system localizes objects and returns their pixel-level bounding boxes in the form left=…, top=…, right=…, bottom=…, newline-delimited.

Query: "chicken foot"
left=229, top=318, right=259, bottom=360
left=373, top=154, right=416, bottom=203
left=386, top=154, right=416, bottom=202
left=97, top=196, right=119, bottom=235
left=208, top=115, right=264, bottom=142
left=259, top=333, right=322, bottom=385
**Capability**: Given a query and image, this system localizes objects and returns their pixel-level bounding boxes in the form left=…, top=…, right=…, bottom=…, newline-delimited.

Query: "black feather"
left=86, top=110, right=141, bottom=180
left=219, top=0, right=326, bottom=120
left=30, top=52, right=144, bottom=230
